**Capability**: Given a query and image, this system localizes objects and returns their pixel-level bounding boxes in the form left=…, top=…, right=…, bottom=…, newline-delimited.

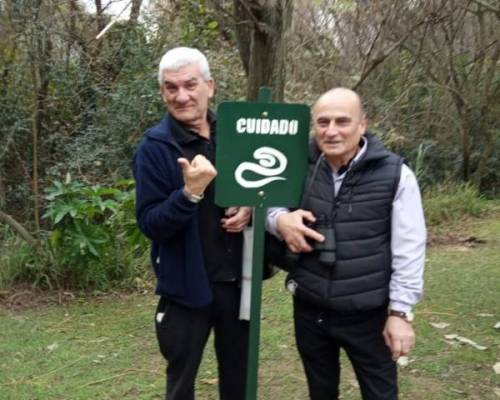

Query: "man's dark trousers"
left=155, top=282, right=248, bottom=400
left=293, top=298, right=398, bottom=400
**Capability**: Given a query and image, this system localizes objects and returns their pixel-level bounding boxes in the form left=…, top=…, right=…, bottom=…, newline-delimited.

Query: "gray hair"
left=158, top=47, right=212, bottom=86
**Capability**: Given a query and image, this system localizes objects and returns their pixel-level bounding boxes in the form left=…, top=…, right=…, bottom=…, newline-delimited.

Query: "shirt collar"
left=334, top=136, right=367, bottom=176
left=170, top=110, right=216, bottom=145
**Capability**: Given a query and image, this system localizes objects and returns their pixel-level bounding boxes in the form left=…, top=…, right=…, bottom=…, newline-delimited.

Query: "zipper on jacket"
left=327, top=165, right=338, bottom=302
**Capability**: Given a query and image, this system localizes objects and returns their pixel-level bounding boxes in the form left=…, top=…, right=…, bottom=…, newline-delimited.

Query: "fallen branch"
left=419, top=311, right=458, bottom=316
left=33, top=357, right=84, bottom=380
left=0, top=210, right=38, bottom=246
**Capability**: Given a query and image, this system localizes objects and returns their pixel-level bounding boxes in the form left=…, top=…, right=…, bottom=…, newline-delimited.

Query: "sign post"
left=215, top=87, right=310, bottom=400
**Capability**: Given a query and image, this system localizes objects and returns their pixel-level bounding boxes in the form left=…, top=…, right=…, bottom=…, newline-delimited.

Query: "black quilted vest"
left=286, top=133, right=403, bottom=312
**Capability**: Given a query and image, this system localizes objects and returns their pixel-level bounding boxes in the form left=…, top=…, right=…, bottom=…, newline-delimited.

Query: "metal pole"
left=244, top=206, right=266, bottom=400
left=245, top=87, right=272, bottom=400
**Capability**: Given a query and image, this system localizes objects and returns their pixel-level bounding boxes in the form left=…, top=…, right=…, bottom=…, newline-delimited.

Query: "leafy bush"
left=39, top=177, right=149, bottom=290
left=3, top=178, right=150, bottom=291
left=423, top=182, right=487, bottom=226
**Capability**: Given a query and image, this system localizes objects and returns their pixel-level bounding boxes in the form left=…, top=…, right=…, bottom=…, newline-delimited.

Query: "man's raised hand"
left=177, top=155, right=217, bottom=196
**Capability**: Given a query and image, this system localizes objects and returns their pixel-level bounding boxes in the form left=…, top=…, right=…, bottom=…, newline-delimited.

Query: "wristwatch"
left=183, top=187, right=204, bottom=203
left=389, top=309, right=414, bottom=323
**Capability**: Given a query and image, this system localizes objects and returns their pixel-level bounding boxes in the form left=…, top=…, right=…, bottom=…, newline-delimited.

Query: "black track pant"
left=155, top=283, right=249, bottom=400
left=293, top=298, right=398, bottom=400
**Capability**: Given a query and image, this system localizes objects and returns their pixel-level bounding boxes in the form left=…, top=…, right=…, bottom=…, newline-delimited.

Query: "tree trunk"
left=233, top=0, right=294, bottom=101
left=130, top=0, right=143, bottom=24
left=29, top=1, right=52, bottom=234
left=0, top=172, right=5, bottom=209
left=0, top=210, right=38, bottom=246
left=474, top=129, right=493, bottom=190
left=461, top=124, right=470, bottom=182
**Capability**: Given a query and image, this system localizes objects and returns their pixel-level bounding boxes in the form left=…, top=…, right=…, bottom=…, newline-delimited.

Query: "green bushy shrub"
left=423, top=182, right=487, bottom=226
left=39, top=177, right=149, bottom=290
left=0, top=178, right=151, bottom=291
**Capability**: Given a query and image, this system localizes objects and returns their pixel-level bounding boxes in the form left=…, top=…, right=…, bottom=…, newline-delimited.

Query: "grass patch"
left=423, top=182, right=488, bottom=227
left=0, top=239, right=29, bottom=289
left=1, top=203, right=499, bottom=399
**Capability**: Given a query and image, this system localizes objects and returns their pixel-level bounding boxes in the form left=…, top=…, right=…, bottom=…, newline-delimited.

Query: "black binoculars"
left=311, top=214, right=336, bottom=267
left=285, top=213, right=336, bottom=267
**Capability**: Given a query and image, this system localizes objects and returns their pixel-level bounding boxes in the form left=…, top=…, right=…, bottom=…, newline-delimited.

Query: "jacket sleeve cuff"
left=170, top=187, right=199, bottom=212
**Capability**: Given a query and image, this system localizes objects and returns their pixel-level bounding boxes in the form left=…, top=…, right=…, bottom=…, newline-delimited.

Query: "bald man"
left=267, top=88, right=426, bottom=400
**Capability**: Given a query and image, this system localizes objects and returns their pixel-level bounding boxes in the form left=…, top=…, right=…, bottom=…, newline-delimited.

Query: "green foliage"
left=423, top=182, right=487, bottom=226
left=403, top=140, right=435, bottom=191
left=46, top=28, right=164, bottom=180
left=175, top=0, right=221, bottom=47
left=0, top=231, right=36, bottom=289
left=0, top=177, right=150, bottom=291
left=39, top=177, right=148, bottom=290
left=44, top=180, right=118, bottom=257
left=0, top=226, right=55, bottom=289
left=0, top=178, right=147, bottom=291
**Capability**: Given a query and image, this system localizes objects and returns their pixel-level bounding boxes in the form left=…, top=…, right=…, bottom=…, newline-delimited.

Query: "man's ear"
left=159, top=88, right=166, bottom=104
left=207, top=79, right=215, bottom=98
left=360, top=115, right=368, bottom=133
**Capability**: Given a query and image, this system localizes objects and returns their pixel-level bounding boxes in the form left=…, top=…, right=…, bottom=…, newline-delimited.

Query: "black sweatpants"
left=293, top=298, right=398, bottom=400
left=155, top=282, right=249, bottom=400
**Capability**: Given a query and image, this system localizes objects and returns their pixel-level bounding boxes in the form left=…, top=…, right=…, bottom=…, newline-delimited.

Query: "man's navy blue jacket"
left=133, top=114, right=213, bottom=308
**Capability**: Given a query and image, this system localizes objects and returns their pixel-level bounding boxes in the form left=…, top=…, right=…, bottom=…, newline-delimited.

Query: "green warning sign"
left=215, top=101, right=310, bottom=207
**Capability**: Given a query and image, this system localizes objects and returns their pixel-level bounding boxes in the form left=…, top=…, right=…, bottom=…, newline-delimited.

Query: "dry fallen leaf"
left=46, top=342, right=59, bottom=352
left=494, top=387, right=500, bottom=398
left=444, top=334, right=487, bottom=350
left=430, top=322, right=450, bottom=329
left=456, top=336, right=487, bottom=350
left=397, top=356, right=409, bottom=367
left=494, top=362, right=500, bottom=375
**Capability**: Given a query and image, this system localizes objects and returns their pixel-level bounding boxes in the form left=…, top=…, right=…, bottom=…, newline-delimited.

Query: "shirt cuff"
left=265, top=208, right=289, bottom=239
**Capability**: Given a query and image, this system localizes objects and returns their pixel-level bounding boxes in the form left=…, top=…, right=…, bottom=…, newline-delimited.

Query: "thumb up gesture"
left=177, top=155, right=217, bottom=196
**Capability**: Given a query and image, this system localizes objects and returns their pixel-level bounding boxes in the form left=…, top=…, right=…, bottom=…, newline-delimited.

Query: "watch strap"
left=389, top=309, right=414, bottom=322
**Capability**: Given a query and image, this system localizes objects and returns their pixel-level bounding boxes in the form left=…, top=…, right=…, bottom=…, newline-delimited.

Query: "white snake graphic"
left=234, top=146, right=287, bottom=188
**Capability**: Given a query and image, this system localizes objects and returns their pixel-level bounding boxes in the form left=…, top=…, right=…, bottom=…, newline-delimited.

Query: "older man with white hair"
left=133, top=47, right=251, bottom=400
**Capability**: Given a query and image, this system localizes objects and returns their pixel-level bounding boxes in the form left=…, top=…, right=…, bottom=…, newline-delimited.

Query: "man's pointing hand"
left=177, top=155, right=217, bottom=196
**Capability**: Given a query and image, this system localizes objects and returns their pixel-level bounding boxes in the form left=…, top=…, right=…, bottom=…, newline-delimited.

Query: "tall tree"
left=400, top=0, right=500, bottom=188
left=24, top=0, right=53, bottom=232
left=233, top=0, right=294, bottom=101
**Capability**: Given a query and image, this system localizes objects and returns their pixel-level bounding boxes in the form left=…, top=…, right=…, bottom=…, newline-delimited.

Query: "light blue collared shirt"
left=266, top=137, right=426, bottom=313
